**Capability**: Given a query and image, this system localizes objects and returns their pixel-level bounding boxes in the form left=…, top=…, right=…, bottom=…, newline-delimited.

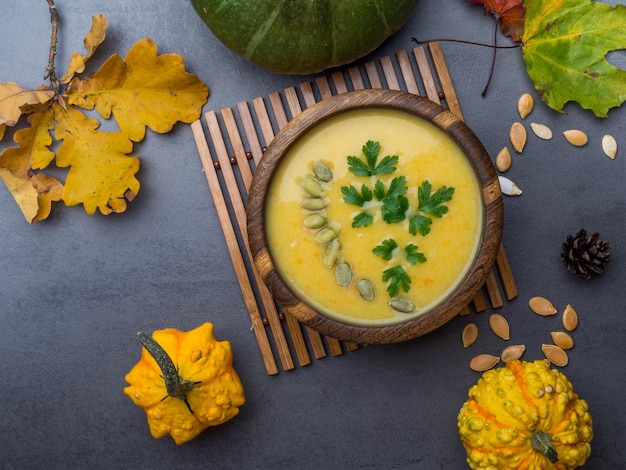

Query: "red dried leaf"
left=469, top=0, right=525, bottom=42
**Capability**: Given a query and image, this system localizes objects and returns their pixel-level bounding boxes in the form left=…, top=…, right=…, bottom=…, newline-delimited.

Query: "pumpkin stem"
left=137, top=332, right=202, bottom=414
left=531, top=430, right=559, bottom=463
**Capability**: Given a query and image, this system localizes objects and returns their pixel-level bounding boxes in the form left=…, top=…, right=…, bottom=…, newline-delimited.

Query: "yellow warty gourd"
left=458, top=360, right=592, bottom=469
left=124, top=322, right=245, bottom=445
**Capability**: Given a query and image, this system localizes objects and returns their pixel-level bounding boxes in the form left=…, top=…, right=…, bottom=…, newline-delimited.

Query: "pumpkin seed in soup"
left=303, top=214, right=326, bottom=229
left=323, top=240, right=341, bottom=268
left=302, top=197, right=327, bottom=210
left=357, top=279, right=375, bottom=301
left=335, top=262, right=352, bottom=287
left=313, top=161, right=333, bottom=182
left=301, top=176, right=324, bottom=197
left=315, top=227, right=337, bottom=245
left=389, top=297, right=416, bottom=313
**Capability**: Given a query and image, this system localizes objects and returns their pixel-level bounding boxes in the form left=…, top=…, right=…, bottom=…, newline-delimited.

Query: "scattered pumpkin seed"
left=602, top=134, right=617, bottom=159
left=323, top=239, right=341, bottom=268
left=389, top=297, right=416, bottom=313
left=562, top=304, right=579, bottom=331
left=357, top=279, right=375, bottom=301
left=517, top=93, right=534, bottom=119
left=302, top=197, right=328, bottom=210
left=315, top=227, right=337, bottom=245
left=529, top=296, right=557, bottom=316
left=563, top=129, right=588, bottom=147
left=489, top=313, right=510, bottom=340
left=303, top=214, right=326, bottom=229
left=462, top=323, right=479, bottom=348
left=530, top=122, right=553, bottom=140
left=301, top=176, right=324, bottom=197
left=495, top=147, right=512, bottom=172
left=335, top=261, right=352, bottom=287
left=542, top=344, right=569, bottom=367
left=498, top=176, right=522, bottom=196
left=470, top=354, right=500, bottom=372
left=501, top=344, right=526, bottom=362
left=551, top=331, right=574, bottom=350
left=313, top=161, right=333, bottom=182
left=510, top=122, right=527, bottom=153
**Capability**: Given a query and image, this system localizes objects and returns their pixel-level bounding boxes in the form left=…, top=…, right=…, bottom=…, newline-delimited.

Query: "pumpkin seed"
left=323, top=239, right=340, bottom=268
left=551, top=331, right=574, bottom=350
left=498, top=176, right=522, bottom=196
left=489, top=313, right=510, bottom=340
left=501, top=344, right=525, bottom=362
left=530, top=122, right=553, bottom=140
left=517, top=93, right=534, bottom=119
left=562, top=304, right=579, bottom=331
left=462, top=323, right=479, bottom=348
left=602, top=134, right=617, bottom=159
left=542, top=344, right=569, bottom=367
left=389, top=297, right=416, bottom=313
left=303, top=214, right=326, bottom=229
left=528, top=296, right=557, bottom=316
left=302, top=197, right=327, bottom=210
left=301, top=176, right=324, bottom=197
left=509, top=122, right=527, bottom=153
left=357, top=279, right=375, bottom=301
left=312, top=161, right=333, bottom=182
left=335, top=261, right=352, bottom=287
left=495, top=147, right=512, bottom=172
left=469, top=354, right=500, bottom=372
left=563, top=129, right=588, bottom=147
left=315, top=227, right=336, bottom=245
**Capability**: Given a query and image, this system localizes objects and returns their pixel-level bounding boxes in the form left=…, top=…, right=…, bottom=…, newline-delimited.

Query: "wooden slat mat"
left=191, top=43, right=518, bottom=375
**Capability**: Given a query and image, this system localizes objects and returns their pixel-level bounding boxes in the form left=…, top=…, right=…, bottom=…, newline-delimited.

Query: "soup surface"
left=265, top=108, right=483, bottom=326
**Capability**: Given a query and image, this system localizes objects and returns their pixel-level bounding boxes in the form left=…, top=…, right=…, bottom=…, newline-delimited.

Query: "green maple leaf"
left=522, top=0, right=626, bottom=117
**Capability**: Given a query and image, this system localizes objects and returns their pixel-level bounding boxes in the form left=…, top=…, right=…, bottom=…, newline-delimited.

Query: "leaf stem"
left=481, top=18, right=501, bottom=97
left=44, top=0, right=60, bottom=94
left=411, top=37, right=519, bottom=50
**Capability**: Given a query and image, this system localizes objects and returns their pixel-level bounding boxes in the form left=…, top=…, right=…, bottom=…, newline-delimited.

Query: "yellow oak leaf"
left=0, top=107, right=62, bottom=223
left=60, top=14, right=109, bottom=85
left=0, top=82, right=55, bottom=127
left=0, top=124, right=5, bottom=141
left=53, top=103, right=140, bottom=215
left=66, top=37, right=209, bottom=141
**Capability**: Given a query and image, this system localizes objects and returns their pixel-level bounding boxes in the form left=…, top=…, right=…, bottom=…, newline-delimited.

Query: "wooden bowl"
left=247, top=89, right=502, bottom=344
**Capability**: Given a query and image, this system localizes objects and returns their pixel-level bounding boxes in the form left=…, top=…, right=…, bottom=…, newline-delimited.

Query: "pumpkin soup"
left=265, top=108, right=483, bottom=326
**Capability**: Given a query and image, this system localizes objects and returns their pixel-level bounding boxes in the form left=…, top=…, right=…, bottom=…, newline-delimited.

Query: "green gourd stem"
left=137, top=332, right=200, bottom=414
left=531, top=430, right=559, bottom=464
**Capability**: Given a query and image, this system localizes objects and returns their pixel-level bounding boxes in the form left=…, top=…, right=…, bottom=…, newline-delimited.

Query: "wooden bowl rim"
left=247, top=89, right=503, bottom=344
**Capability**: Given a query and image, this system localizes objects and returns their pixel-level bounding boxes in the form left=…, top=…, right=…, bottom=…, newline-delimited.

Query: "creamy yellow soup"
left=265, top=108, right=483, bottom=326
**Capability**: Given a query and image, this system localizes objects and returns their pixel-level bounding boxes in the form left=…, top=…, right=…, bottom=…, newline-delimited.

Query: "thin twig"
left=44, top=0, right=60, bottom=94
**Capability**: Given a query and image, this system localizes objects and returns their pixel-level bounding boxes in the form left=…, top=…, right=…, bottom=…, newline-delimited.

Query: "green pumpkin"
left=190, top=0, right=420, bottom=75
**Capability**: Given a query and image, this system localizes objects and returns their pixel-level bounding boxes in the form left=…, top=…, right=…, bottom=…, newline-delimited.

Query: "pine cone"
left=561, top=229, right=611, bottom=279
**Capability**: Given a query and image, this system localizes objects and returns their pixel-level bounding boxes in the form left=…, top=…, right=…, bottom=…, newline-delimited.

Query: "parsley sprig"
left=347, top=140, right=398, bottom=176
left=373, top=240, right=427, bottom=297
left=408, top=181, right=456, bottom=236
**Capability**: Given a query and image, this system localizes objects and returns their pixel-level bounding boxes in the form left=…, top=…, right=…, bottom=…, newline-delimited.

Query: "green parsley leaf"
left=352, top=211, right=374, bottom=228
left=418, top=180, right=455, bottom=218
left=373, top=180, right=386, bottom=201
left=405, top=244, right=427, bottom=265
left=408, top=214, right=432, bottom=236
left=372, top=238, right=398, bottom=260
left=382, top=265, right=411, bottom=297
left=346, top=155, right=372, bottom=177
left=341, top=184, right=373, bottom=206
left=381, top=194, right=408, bottom=224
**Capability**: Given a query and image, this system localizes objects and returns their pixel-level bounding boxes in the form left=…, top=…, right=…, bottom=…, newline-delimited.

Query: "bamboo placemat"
left=191, top=43, right=518, bottom=375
